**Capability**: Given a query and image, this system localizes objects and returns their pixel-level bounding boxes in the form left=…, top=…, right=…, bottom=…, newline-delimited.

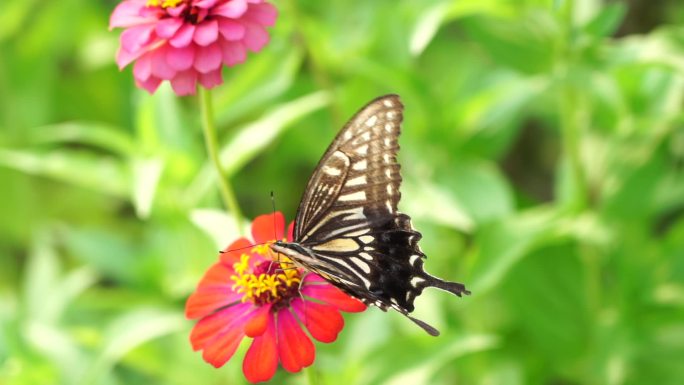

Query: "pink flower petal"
left=194, top=43, right=223, bottom=73
left=185, top=262, right=242, bottom=319
left=244, top=2, right=278, bottom=26
left=150, top=46, right=177, bottom=79
left=292, top=298, right=344, bottom=343
left=194, top=19, right=219, bottom=46
left=190, top=302, right=252, bottom=350
left=170, top=23, right=196, bottom=48
left=220, top=41, right=246, bottom=66
left=277, top=308, right=315, bottom=373
left=241, top=21, right=270, bottom=52
left=195, top=0, right=218, bottom=8
left=199, top=69, right=224, bottom=89
left=244, top=304, right=272, bottom=337
left=166, top=3, right=187, bottom=18
left=135, top=76, right=162, bottom=94
left=199, top=305, right=255, bottom=368
left=116, top=46, right=144, bottom=69
left=212, top=0, right=248, bottom=18
left=133, top=52, right=152, bottom=81
left=302, top=284, right=367, bottom=313
left=109, top=0, right=155, bottom=29
left=243, top=315, right=278, bottom=383
left=251, top=212, right=285, bottom=244
left=120, top=24, right=155, bottom=53
left=155, top=17, right=184, bottom=39
left=170, top=70, right=198, bottom=95
left=166, top=44, right=195, bottom=71
left=217, top=19, right=246, bottom=41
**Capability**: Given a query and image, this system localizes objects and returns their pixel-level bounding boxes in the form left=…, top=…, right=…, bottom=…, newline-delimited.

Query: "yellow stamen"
left=146, top=0, right=184, bottom=8
left=229, top=248, right=302, bottom=305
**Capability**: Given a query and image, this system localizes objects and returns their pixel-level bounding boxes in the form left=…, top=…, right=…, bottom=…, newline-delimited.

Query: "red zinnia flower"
left=186, top=212, right=367, bottom=383
left=109, top=0, right=277, bottom=95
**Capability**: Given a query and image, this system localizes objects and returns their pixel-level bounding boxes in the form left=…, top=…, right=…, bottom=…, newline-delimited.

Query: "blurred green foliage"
left=1, top=0, right=684, bottom=384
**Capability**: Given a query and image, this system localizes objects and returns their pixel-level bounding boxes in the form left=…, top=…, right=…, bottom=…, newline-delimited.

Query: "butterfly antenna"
left=270, top=191, right=278, bottom=241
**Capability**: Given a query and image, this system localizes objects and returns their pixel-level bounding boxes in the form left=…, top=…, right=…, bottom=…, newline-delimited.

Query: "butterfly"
left=271, top=94, right=470, bottom=336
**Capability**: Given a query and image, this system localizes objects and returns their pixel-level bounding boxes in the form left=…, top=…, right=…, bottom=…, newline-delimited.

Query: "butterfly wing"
left=291, top=94, right=469, bottom=336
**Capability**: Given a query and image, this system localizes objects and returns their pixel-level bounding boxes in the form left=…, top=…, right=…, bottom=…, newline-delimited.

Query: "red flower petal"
left=194, top=43, right=223, bottom=73
left=243, top=314, right=278, bottom=383
left=244, top=304, right=271, bottom=337
left=220, top=237, right=253, bottom=265
left=292, top=298, right=344, bottom=343
left=190, top=302, right=252, bottom=351
left=302, top=284, right=367, bottom=313
left=185, top=262, right=241, bottom=319
left=277, top=308, right=314, bottom=373
left=287, top=221, right=294, bottom=242
left=251, top=212, right=284, bottom=244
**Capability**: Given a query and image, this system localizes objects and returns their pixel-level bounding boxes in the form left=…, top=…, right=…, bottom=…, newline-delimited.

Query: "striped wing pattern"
left=274, top=94, right=469, bottom=336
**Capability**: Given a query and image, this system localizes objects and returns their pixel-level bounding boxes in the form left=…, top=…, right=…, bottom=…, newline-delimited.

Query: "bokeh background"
left=2, top=0, right=684, bottom=384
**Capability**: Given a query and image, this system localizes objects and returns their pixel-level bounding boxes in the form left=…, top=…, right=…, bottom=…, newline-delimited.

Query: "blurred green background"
left=2, top=0, right=684, bottom=384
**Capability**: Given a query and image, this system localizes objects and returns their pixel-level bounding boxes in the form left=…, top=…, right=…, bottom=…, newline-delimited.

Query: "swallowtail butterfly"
left=271, top=94, right=470, bottom=336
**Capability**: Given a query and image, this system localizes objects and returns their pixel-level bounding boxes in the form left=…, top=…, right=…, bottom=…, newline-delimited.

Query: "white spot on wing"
left=345, top=228, right=369, bottom=237
left=353, top=160, right=367, bottom=171
left=365, top=115, right=378, bottom=127
left=383, top=100, right=393, bottom=107
left=323, top=166, right=341, bottom=176
left=387, top=111, right=396, bottom=119
left=345, top=175, right=366, bottom=187
left=359, top=235, right=374, bottom=244
left=387, top=184, right=393, bottom=195
left=410, top=276, right=425, bottom=287
left=359, top=252, right=373, bottom=261
left=350, top=257, right=371, bottom=274
left=356, top=144, right=369, bottom=155
left=312, top=238, right=360, bottom=252
left=409, top=254, right=420, bottom=265
left=384, top=123, right=393, bottom=133
left=339, top=191, right=366, bottom=201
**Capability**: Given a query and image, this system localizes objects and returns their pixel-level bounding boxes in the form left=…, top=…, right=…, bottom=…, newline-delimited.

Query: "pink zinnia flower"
left=186, top=212, right=367, bottom=383
left=109, top=0, right=277, bottom=95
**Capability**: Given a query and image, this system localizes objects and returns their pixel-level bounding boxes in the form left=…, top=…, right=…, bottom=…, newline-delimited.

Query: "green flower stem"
left=198, top=87, right=243, bottom=229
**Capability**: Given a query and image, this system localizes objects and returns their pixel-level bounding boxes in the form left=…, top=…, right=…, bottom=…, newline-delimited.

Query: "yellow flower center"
left=230, top=242, right=302, bottom=308
left=146, top=0, right=184, bottom=8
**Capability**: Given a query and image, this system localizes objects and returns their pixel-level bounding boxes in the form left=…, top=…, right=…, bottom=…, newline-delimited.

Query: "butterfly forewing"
left=294, top=94, right=403, bottom=243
